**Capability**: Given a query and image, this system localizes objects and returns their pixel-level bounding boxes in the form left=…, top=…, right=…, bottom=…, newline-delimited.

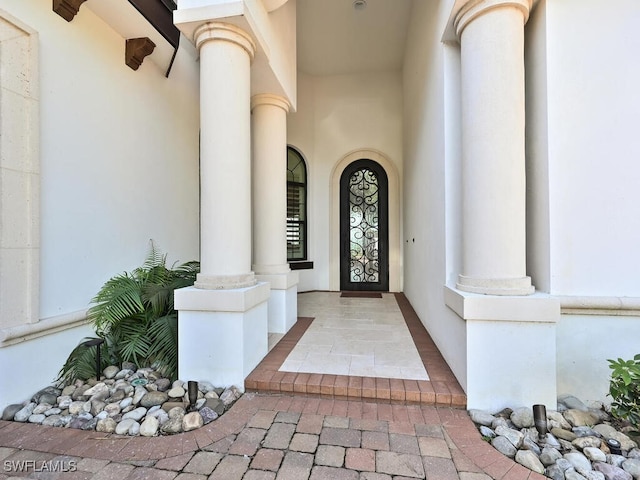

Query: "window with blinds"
left=287, top=147, right=307, bottom=261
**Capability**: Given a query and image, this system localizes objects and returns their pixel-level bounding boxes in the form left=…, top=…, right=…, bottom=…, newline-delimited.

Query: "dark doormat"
left=340, top=291, right=383, bottom=298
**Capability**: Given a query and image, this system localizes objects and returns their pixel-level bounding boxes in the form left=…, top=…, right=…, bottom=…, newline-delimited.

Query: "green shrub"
left=57, top=243, right=198, bottom=386
left=607, top=354, right=640, bottom=430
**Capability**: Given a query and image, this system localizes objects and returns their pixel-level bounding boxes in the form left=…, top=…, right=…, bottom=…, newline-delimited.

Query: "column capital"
left=454, top=0, right=533, bottom=39
left=194, top=22, right=256, bottom=61
left=251, top=93, right=291, bottom=113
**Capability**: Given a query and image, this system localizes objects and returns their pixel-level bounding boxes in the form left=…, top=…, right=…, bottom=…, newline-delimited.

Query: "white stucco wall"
left=557, top=314, right=640, bottom=404
left=544, top=0, right=640, bottom=297
left=402, top=0, right=467, bottom=390
left=264, top=0, right=297, bottom=108
left=0, top=0, right=200, bottom=407
left=288, top=71, right=403, bottom=292
left=524, top=0, right=550, bottom=294
left=526, top=0, right=640, bottom=403
left=287, top=72, right=316, bottom=291
left=0, top=323, right=95, bottom=409
left=3, top=0, right=200, bottom=318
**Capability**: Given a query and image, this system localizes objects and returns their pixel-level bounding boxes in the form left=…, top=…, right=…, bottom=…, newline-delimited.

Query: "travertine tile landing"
left=279, top=292, right=429, bottom=380
left=246, top=292, right=466, bottom=407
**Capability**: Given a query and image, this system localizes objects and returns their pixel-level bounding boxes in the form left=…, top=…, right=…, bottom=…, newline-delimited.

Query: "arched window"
left=287, top=147, right=307, bottom=261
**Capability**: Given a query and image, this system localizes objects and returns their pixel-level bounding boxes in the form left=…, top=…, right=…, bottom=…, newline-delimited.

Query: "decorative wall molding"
left=52, top=0, right=88, bottom=22
left=125, top=37, right=156, bottom=70
left=558, top=295, right=640, bottom=316
left=0, top=310, right=88, bottom=347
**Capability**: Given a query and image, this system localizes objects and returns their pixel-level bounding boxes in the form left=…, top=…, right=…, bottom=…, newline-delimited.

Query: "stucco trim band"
left=559, top=296, right=640, bottom=316
left=0, top=310, right=89, bottom=347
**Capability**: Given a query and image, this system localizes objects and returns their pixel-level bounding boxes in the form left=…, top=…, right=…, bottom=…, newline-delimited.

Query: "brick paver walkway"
left=0, top=393, right=546, bottom=480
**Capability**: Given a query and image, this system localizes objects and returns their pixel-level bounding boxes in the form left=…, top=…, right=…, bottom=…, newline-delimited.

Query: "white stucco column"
left=251, top=94, right=290, bottom=276
left=444, top=0, right=560, bottom=411
left=251, top=93, right=298, bottom=334
left=455, top=0, right=534, bottom=296
left=194, top=22, right=256, bottom=290
left=174, top=22, right=270, bottom=390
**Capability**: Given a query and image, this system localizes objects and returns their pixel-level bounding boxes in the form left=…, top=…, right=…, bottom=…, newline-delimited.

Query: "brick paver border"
left=245, top=293, right=466, bottom=408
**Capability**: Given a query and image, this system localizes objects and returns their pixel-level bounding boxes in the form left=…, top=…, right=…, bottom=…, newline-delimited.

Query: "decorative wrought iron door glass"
left=348, top=167, right=380, bottom=283
left=340, top=159, right=389, bottom=291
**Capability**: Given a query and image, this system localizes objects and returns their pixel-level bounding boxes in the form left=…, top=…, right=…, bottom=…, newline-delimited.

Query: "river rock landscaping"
left=470, top=395, right=640, bottom=480
left=1, top=364, right=242, bottom=437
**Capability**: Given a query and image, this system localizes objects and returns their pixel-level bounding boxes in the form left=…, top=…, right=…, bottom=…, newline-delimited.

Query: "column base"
left=256, top=271, right=298, bottom=334
left=456, top=274, right=534, bottom=296
left=195, top=272, right=256, bottom=290
left=445, top=286, right=560, bottom=412
left=175, top=282, right=270, bottom=391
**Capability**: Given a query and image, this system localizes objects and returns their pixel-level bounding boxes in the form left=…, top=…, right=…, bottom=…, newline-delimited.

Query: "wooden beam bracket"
left=125, top=37, right=156, bottom=71
left=53, top=0, right=88, bottom=22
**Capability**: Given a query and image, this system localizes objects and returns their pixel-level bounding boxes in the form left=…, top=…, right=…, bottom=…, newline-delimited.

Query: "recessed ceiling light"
left=353, top=0, right=367, bottom=11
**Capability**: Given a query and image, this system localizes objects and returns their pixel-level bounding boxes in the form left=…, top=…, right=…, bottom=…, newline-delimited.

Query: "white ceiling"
left=296, top=0, right=414, bottom=76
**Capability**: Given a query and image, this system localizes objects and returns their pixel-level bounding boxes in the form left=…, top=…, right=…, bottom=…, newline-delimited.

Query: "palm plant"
left=57, top=243, right=199, bottom=385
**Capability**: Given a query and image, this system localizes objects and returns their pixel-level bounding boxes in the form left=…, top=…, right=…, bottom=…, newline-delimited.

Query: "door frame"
left=329, top=149, right=401, bottom=292
left=339, top=159, right=389, bottom=291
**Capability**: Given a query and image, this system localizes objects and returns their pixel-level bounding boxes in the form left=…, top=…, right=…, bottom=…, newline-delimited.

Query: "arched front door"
left=340, top=159, right=389, bottom=291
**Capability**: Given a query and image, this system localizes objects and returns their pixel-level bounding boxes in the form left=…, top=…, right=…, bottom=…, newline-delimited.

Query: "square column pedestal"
left=175, top=282, right=270, bottom=391
left=257, top=271, right=298, bottom=334
left=445, top=287, right=560, bottom=412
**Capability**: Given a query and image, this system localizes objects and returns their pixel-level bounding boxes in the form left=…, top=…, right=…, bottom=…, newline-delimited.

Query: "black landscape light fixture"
left=532, top=404, right=548, bottom=442
left=607, top=438, right=622, bottom=455
left=187, top=381, right=199, bottom=412
left=81, top=338, right=105, bottom=381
